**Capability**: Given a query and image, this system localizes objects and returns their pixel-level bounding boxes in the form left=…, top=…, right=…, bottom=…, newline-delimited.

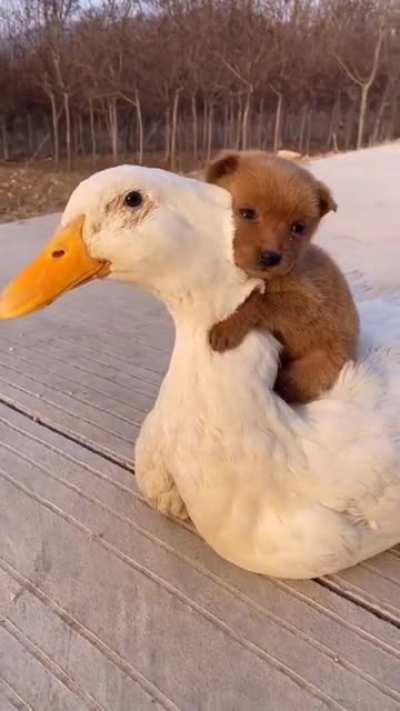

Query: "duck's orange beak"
left=0, top=216, right=109, bottom=320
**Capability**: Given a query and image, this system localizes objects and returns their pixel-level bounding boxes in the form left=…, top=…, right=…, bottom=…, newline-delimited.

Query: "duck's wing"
left=300, top=295, right=400, bottom=554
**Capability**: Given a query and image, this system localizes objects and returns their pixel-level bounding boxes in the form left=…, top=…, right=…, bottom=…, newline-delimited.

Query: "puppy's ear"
left=316, top=181, right=337, bottom=216
left=205, top=151, right=240, bottom=184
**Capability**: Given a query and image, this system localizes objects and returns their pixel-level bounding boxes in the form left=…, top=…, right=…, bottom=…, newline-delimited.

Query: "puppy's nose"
left=259, top=251, right=282, bottom=268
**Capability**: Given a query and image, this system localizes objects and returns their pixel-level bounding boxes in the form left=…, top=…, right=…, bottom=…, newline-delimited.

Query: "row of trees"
left=1, top=0, right=400, bottom=171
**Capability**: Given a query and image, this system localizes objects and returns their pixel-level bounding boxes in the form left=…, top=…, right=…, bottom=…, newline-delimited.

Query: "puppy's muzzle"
left=259, top=251, right=282, bottom=268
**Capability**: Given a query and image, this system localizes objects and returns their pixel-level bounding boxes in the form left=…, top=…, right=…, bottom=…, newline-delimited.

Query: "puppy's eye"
left=238, top=208, right=258, bottom=221
left=290, top=222, right=306, bottom=237
left=124, top=191, right=143, bottom=208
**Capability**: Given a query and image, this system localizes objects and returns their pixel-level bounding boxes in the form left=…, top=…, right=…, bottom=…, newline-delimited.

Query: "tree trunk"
left=229, top=95, right=235, bottom=146
left=386, top=92, right=399, bottom=141
left=1, top=116, right=9, bottom=161
left=135, top=89, right=144, bottom=165
left=108, top=98, right=118, bottom=162
left=273, top=92, right=283, bottom=153
left=132, top=117, right=137, bottom=154
left=326, top=92, right=341, bottom=151
left=78, top=112, right=85, bottom=156
left=344, top=106, right=355, bottom=150
left=297, top=105, right=307, bottom=153
left=30, top=113, right=51, bottom=162
left=235, top=95, right=242, bottom=149
left=73, top=112, right=79, bottom=158
left=170, top=89, right=180, bottom=171
left=49, top=91, right=59, bottom=165
left=164, top=106, right=170, bottom=162
left=257, top=98, right=264, bottom=148
left=202, top=98, right=208, bottom=155
left=241, top=89, right=252, bottom=150
left=223, top=100, right=229, bottom=149
left=89, top=97, right=97, bottom=165
left=206, top=102, right=214, bottom=160
left=337, top=26, right=385, bottom=151
left=191, top=93, right=198, bottom=161
left=372, top=79, right=391, bottom=145
left=64, top=91, right=72, bottom=170
left=356, top=84, right=369, bottom=150
left=112, top=100, right=119, bottom=162
left=306, top=108, right=313, bottom=155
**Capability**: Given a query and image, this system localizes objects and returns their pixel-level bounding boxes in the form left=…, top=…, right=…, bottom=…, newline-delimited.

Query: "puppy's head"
left=206, top=150, right=337, bottom=279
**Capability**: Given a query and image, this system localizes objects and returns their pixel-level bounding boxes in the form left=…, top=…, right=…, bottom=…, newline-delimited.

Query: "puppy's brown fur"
left=206, top=150, right=359, bottom=404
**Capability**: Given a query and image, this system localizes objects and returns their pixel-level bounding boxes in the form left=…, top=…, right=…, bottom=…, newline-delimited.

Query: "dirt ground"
left=0, top=163, right=87, bottom=224
left=0, top=150, right=305, bottom=224
left=0, top=155, right=156, bottom=224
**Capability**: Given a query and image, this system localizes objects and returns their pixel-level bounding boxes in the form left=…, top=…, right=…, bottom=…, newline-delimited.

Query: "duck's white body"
left=5, top=165, right=400, bottom=579
left=136, top=279, right=400, bottom=579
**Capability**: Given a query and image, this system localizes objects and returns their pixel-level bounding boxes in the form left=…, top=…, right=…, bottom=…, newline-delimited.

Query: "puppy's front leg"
left=209, top=289, right=263, bottom=352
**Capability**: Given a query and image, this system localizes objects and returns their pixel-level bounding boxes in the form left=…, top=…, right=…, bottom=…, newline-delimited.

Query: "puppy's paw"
left=209, top=322, right=242, bottom=352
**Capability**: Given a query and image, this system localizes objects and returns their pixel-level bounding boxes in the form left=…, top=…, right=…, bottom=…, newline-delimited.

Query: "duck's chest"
left=138, top=371, right=344, bottom=578
left=138, top=338, right=289, bottom=523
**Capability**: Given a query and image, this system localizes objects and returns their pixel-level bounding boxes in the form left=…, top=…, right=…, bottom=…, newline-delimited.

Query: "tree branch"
left=218, top=55, right=253, bottom=91
left=334, top=52, right=363, bottom=87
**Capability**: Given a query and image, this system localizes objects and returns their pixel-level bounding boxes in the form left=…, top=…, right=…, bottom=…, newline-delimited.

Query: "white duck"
left=1, top=165, right=400, bottom=580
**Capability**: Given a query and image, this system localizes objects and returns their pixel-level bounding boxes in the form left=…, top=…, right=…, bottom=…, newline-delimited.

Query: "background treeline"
left=1, top=0, right=400, bottom=171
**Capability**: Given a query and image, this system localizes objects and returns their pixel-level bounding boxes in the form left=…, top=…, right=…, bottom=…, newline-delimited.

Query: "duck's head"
left=0, top=165, right=261, bottom=324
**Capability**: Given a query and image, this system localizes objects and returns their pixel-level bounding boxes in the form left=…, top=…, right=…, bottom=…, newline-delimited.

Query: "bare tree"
left=1, top=0, right=399, bottom=166
left=332, top=0, right=387, bottom=148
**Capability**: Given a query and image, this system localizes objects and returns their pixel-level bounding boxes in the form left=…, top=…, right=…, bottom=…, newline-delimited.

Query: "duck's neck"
left=146, top=253, right=305, bottom=477
left=163, top=285, right=300, bottom=442
left=149, top=262, right=260, bottom=331
left=157, top=291, right=310, bottom=571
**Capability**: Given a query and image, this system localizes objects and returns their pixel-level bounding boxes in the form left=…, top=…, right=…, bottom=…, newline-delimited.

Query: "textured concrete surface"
left=0, top=145, right=400, bottom=710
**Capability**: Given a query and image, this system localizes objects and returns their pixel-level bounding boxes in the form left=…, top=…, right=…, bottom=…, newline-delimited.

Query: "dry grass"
left=0, top=150, right=307, bottom=224
left=0, top=154, right=173, bottom=224
left=0, top=162, right=90, bottom=224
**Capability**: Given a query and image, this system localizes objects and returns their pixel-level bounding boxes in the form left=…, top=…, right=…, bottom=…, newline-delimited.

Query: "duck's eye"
left=290, top=222, right=306, bottom=237
left=238, top=208, right=258, bottom=221
left=124, top=191, right=143, bottom=208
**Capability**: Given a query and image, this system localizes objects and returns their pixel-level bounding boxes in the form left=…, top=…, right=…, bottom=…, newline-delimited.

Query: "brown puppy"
left=206, top=150, right=359, bottom=404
